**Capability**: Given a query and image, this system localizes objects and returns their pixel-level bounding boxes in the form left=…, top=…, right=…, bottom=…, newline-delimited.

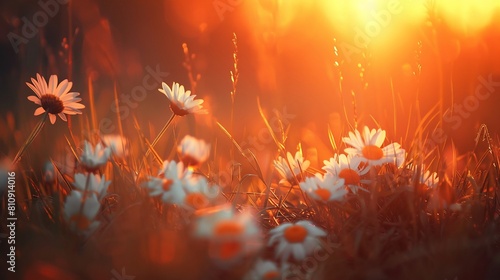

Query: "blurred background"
left=1, top=0, right=500, bottom=164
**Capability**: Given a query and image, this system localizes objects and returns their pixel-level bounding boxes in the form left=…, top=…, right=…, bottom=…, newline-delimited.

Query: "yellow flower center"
left=284, top=225, right=308, bottom=243
left=69, top=214, right=91, bottom=230
left=40, top=94, right=64, bottom=114
left=362, top=145, right=384, bottom=160
left=339, top=168, right=361, bottom=185
left=162, top=179, right=173, bottom=191
left=314, top=188, right=331, bottom=201
left=185, top=193, right=209, bottom=209
left=263, top=271, right=280, bottom=280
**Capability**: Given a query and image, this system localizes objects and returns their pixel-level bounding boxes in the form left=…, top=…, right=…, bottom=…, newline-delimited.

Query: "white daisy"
left=177, top=135, right=210, bottom=167
left=193, top=205, right=262, bottom=264
left=322, top=154, right=369, bottom=193
left=144, top=160, right=188, bottom=204
left=299, top=173, right=347, bottom=202
left=244, top=259, right=281, bottom=280
left=182, top=176, right=220, bottom=210
left=193, top=204, right=234, bottom=237
left=268, top=220, right=326, bottom=262
left=274, top=151, right=310, bottom=184
left=102, top=134, right=129, bottom=158
left=63, top=190, right=100, bottom=234
left=80, top=141, right=111, bottom=171
left=73, top=173, right=111, bottom=200
left=26, top=74, right=85, bottom=124
left=343, top=126, right=405, bottom=167
left=159, top=82, right=207, bottom=116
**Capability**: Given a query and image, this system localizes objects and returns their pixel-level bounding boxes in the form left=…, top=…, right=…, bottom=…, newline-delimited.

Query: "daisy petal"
left=58, top=113, right=67, bottom=122
left=55, top=79, right=69, bottom=97
left=26, top=82, right=41, bottom=98
left=49, top=114, right=56, bottom=124
left=27, top=95, right=41, bottom=105
left=34, top=107, right=45, bottom=116
left=48, top=75, right=58, bottom=93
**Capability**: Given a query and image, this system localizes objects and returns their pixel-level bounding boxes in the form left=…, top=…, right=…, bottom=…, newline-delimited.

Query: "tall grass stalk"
left=12, top=112, right=48, bottom=165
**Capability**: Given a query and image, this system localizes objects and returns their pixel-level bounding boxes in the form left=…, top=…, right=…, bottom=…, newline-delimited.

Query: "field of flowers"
left=1, top=1, right=500, bottom=280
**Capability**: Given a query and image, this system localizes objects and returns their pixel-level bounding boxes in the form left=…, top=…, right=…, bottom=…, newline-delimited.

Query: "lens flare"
left=436, top=0, right=500, bottom=36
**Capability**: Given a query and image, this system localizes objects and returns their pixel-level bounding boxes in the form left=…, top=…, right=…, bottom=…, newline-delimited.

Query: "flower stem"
left=12, top=112, right=48, bottom=166
left=137, top=113, right=176, bottom=176
left=146, top=113, right=176, bottom=158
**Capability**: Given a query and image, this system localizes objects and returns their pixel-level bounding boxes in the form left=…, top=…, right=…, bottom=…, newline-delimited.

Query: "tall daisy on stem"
left=142, top=82, right=207, bottom=163
left=13, top=74, right=84, bottom=165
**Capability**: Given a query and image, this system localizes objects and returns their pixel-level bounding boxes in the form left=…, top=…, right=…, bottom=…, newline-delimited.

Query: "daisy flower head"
left=274, top=151, right=310, bottom=184
left=102, top=134, right=129, bottom=158
left=299, top=173, right=347, bottom=202
left=244, top=259, right=281, bottom=280
left=322, top=154, right=369, bottom=193
left=193, top=205, right=262, bottom=265
left=26, top=74, right=85, bottom=124
left=182, top=176, right=220, bottom=211
left=73, top=173, right=111, bottom=201
left=63, top=191, right=100, bottom=234
left=268, top=220, right=326, bottom=262
left=343, top=126, right=404, bottom=167
left=80, top=141, right=111, bottom=171
left=144, top=160, right=189, bottom=204
left=177, top=135, right=210, bottom=168
left=159, top=82, right=207, bottom=116
left=193, top=204, right=234, bottom=238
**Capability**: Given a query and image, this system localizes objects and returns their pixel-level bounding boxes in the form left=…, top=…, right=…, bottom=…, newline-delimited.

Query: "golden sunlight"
left=3, top=0, right=500, bottom=278
left=436, top=0, right=500, bottom=35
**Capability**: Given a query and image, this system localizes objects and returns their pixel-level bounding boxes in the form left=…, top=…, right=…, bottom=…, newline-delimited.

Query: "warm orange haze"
left=1, top=0, right=500, bottom=279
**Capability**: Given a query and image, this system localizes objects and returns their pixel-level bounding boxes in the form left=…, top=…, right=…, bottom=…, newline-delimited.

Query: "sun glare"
left=436, top=0, right=500, bottom=36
